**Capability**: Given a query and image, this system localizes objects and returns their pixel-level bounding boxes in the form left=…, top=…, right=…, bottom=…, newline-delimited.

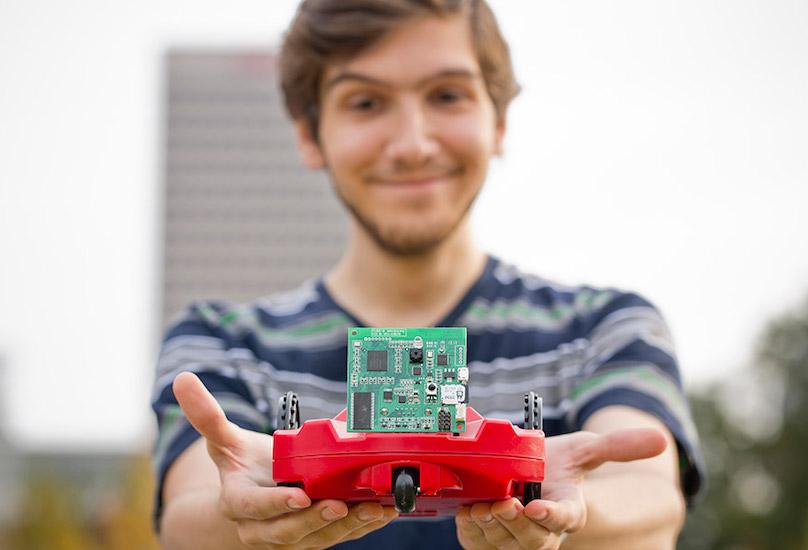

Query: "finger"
left=470, top=502, right=521, bottom=550
left=236, top=499, right=348, bottom=546
left=219, top=482, right=311, bottom=521
left=523, top=497, right=584, bottom=533
left=456, top=507, right=496, bottom=550
left=301, top=502, right=386, bottom=546
left=303, top=502, right=385, bottom=546
left=173, top=372, right=240, bottom=449
left=338, top=506, right=398, bottom=542
left=573, top=428, right=667, bottom=471
left=491, top=497, right=559, bottom=547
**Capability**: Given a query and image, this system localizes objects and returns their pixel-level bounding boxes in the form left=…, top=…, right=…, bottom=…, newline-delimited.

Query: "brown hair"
left=279, top=0, right=520, bottom=139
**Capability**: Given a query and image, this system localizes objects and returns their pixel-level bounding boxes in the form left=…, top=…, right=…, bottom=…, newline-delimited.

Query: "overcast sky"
left=1, top=0, right=806, bottom=451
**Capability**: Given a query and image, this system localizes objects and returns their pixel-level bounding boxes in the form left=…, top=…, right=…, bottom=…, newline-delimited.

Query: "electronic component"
left=367, top=350, right=388, bottom=372
left=455, top=403, right=467, bottom=421
left=437, top=408, right=451, bottom=431
left=351, top=392, right=373, bottom=430
left=440, top=384, right=467, bottom=405
left=347, top=327, right=468, bottom=433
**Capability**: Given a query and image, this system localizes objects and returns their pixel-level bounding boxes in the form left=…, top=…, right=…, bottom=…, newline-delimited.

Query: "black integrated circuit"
left=367, top=350, right=389, bottom=372
left=352, top=391, right=374, bottom=430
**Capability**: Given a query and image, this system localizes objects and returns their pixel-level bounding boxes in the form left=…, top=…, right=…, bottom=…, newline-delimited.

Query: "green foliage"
left=97, top=455, right=162, bottom=550
left=3, top=454, right=160, bottom=550
left=679, top=295, right=808, bottom=549
left=5, top=474, right=97, bottom=550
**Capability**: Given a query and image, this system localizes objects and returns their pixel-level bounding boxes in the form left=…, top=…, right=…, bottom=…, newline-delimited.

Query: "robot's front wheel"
left=393, top=468, right=417, bottom=513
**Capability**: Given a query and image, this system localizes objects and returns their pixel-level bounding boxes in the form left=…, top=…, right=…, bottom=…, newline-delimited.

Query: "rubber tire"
left=523, top=391, right=543, bottom=504
left=523, top=391, right=543, bottom=431
left=393, top=469, right=417, bottom=513
left=524, top=482, right=542, bottom=504
left=277, top=391, right=301, bottom=430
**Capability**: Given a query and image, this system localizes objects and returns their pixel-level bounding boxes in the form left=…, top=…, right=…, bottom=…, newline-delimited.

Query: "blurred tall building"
left=161, top=50, right=347, bottom=326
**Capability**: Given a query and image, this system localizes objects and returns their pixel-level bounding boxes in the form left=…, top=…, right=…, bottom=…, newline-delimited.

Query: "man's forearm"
left=160, top=486, right=247, bottom=550
left=563, top=471, right=685, bottom=550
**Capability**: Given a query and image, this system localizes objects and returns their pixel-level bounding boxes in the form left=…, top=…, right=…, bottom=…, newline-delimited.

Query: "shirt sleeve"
left=150, top=300, right=273, bottom=528
left=566, top=290, right=705, bottom=506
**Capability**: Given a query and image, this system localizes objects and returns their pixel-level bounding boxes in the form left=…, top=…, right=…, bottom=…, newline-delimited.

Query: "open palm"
left=456, top=427, right=667, bottom=549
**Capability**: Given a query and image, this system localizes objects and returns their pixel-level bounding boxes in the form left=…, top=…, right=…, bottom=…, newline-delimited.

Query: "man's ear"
left=293, top=119, right=326, bottom=169
left=493, top=114, right=507, bottom=156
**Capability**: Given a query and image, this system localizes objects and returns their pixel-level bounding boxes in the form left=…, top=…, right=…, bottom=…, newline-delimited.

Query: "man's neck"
left=324, top=219, right=487, bottom=327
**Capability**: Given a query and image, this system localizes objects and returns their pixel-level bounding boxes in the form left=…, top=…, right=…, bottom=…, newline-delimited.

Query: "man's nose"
left=385, top=100, right=440, bottom=168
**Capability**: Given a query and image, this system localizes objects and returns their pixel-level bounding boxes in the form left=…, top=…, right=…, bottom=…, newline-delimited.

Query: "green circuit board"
left=347, top=327, right=468, bottom=433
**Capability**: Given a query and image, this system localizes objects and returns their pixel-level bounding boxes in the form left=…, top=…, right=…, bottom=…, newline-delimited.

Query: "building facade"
left=161, top=50, right=347, bottom=326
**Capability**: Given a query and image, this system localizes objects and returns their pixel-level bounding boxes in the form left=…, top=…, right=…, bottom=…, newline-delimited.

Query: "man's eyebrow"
left=323, top=68, right=480, bottom=92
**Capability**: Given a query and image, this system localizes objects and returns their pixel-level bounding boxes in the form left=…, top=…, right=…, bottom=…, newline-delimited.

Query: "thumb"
left=574, top=428, right=667, bottom=472
left=173, top=371, right=241, bottom=449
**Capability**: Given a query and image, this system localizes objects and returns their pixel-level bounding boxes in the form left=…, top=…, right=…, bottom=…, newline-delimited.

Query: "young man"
left=152, top=1, right=704, bottom=548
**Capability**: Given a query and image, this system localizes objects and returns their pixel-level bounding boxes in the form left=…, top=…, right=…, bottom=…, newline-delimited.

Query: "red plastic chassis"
left=272, top=406, right=545, bottom=516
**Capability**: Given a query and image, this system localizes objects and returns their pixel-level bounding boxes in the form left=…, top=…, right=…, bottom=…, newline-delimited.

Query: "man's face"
left=299, top=14, right=505, bottom=256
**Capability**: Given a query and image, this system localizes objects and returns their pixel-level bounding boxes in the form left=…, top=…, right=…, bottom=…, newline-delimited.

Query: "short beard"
left=331, top=183, right=479, bottom=257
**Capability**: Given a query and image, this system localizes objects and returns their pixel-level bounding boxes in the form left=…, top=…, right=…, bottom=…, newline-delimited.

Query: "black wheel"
left=523, top=391, right=542, bottom=431
left=524, top=482, right=542, bottom=504
left=277, top=391, right=300, bottom=430
left=393, top=468, right=417, bottom=513
left=523, top=391, right=543, bottom=503
left=277, top=481, right=304, bottom=488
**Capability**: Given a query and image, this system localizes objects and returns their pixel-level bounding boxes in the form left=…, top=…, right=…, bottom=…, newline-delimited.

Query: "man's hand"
left=171, top=372, right=398, bottom=548
left=455, top=428, right=667, bottom=550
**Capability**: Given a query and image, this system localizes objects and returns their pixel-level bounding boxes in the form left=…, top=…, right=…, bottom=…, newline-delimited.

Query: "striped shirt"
left=151, top=255, right=704, bottom=547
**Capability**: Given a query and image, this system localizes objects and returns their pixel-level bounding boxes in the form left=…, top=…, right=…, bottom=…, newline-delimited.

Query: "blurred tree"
left=679, top=294, right=808, bottom=549
left=5, top=453, right=160, bottom=550
left=97, top=454, right=161, bottom=550
left=5, top=473, right=98, bottom=550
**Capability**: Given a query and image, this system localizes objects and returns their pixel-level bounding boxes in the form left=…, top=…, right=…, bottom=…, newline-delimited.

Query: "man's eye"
left=349, top=97, right=379, bottom=111
left=432, top=89, right=465, bottom=104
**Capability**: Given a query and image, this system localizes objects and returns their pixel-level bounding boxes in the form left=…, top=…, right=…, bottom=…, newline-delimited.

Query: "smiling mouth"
left=370, top=168, right=462, bottom=187
left=382, top=176, right=448, bottom=186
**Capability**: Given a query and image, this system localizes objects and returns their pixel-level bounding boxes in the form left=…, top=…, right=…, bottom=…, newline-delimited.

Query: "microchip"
left=398, top=395, right=406, bottom=404
left=352, top=392, right=373, bottom=430
left=437, top=354, right=448, bottom=366
left=383, top=389, right=393, bottom=401
left=367, top=350, right=388, bottom=372
left=409, top=348, right=423, bottom=363
left=412, top=366, right=422, bottom=376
